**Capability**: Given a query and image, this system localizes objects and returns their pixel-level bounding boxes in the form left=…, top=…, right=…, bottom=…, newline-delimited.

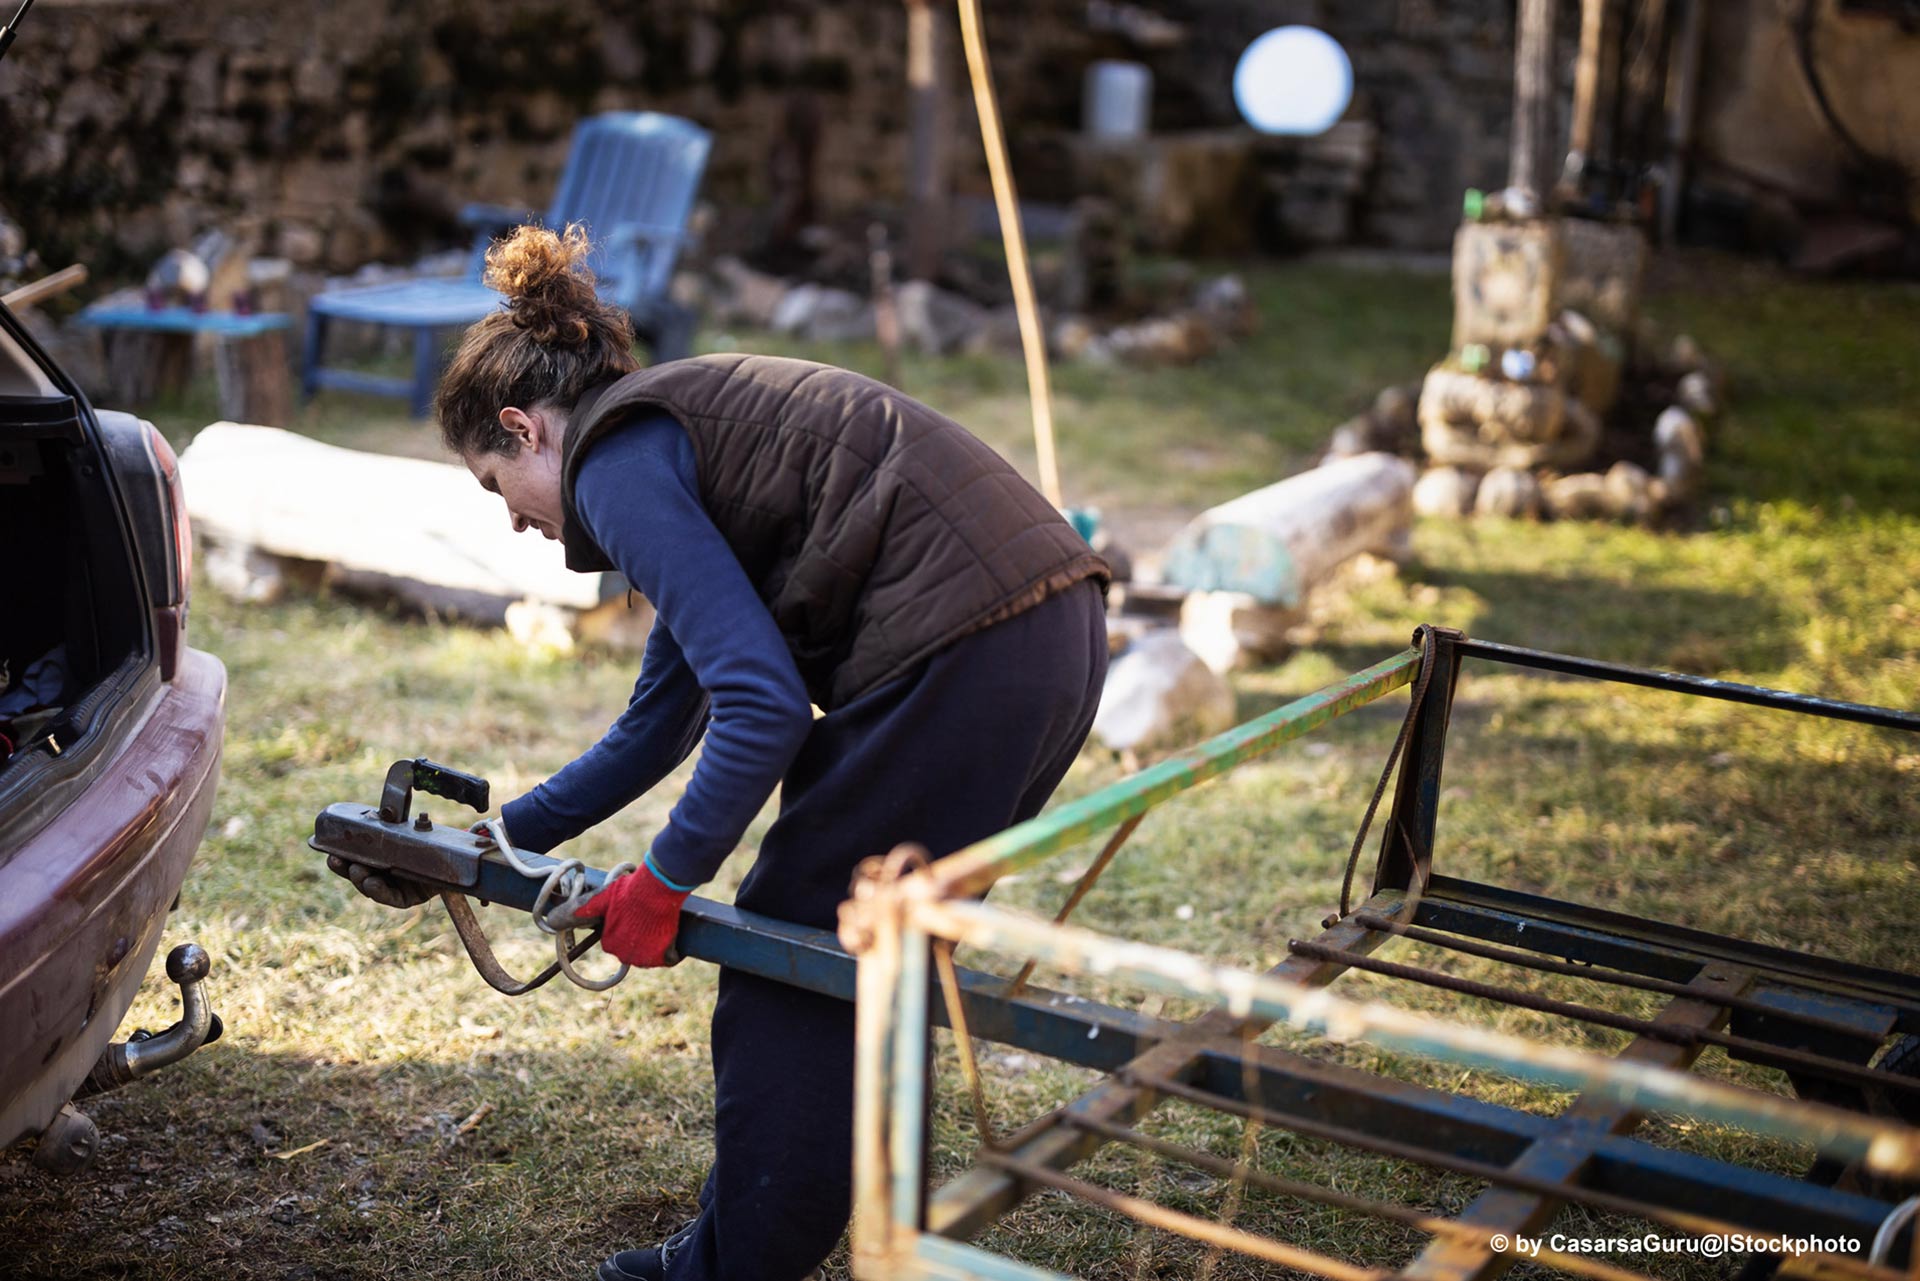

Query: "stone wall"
left=2, top=0, right=1533, bottom=280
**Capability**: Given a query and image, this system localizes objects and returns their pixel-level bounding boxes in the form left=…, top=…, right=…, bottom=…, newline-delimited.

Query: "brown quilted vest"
left=558, top=354, right=1107, bottom=709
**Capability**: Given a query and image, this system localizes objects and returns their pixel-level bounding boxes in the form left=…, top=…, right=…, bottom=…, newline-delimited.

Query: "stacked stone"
left=1398, top=209, right=1722, bottom=526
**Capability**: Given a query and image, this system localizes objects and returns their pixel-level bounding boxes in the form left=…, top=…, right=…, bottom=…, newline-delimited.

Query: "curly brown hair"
left=434, top=223, right=639, bottom=457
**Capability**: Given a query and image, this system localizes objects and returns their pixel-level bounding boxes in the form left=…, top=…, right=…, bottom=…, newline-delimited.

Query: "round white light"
left=1233, top=26, right=1353, bottom=137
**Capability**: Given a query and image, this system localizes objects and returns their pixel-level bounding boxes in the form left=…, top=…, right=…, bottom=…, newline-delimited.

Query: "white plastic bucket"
left=1083, top=61, right=1152, bottom=139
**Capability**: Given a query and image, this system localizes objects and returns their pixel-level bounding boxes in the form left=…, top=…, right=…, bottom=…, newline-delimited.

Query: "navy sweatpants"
left=667, top=580, right=1108, bottom=1281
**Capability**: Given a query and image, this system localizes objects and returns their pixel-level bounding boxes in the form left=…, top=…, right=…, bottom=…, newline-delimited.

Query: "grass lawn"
left=2, top=253, right=1915, bottom=1280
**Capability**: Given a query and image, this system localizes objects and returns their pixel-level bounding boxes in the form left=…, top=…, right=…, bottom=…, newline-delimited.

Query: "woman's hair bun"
left=484, top=223, right=601, bottom=347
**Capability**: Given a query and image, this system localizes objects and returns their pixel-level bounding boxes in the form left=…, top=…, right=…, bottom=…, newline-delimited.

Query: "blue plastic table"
left=76, top=306, right=292, bottom=337
left=78, top=306, right=294, bottom=421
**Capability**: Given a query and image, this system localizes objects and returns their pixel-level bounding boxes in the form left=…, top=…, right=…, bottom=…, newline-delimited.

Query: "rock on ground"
left=1543, top=471, right=1610, bottom=521
left=1655, top=406, right=1706, bottom=500
left=1473, top=466, right=1542, bottom=519
left=1092, top=629, right=1237, bottom=755
left=1414, top=466, right=1480, bottom=517
left=1178, top=590, right=1302, bottom=674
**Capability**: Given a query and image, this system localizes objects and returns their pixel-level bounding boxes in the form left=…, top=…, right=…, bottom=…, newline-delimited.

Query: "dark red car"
left=0, top=296, right=227, bottom=1172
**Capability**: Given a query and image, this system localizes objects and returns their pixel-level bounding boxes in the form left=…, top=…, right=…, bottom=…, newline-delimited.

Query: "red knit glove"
left=581, top=862, right=691, bottom=968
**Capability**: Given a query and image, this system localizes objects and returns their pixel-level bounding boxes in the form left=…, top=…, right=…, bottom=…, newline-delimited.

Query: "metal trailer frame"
left=834, top=628, right=1920, bottom=1281
left=312, top=629, right=1920, bottom=1281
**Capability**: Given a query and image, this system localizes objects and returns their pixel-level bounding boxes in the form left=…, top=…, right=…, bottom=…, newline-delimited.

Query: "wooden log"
left=1160, top=453, right=1415, bottom=608
left=1511, top=0, right=1561, bottom=199
left=903, top=0, right=952, bottom=281
left=177, top=423, right=608, bottom=612
left=1, top=264, right=88, bottom=310
left=1178, top=590, right=1303, bottom=674
left=213, top=329, right=292, bottom=426
left=100, top=329, right=192, bottom=406
left=1566, top=0, right=1612, bottom=186
left=1619, top=0, right=1671, bottom=177
left=1659, top=0, right=1707, bottom=244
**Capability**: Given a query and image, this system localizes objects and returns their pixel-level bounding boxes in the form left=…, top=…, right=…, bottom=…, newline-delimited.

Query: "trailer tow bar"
left=311, top=758, right=646, bottom=994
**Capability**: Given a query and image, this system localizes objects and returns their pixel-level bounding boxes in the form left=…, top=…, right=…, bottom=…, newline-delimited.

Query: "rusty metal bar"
left=911, top=1234, right=1072, bottom=1280
left=852, top=862, right=909, bottom=1277
left=1351, top=912, right=1883, bottom=1043
left=1120, top=1066, right=1732, bottom=1235
left=1285, top=939, right=1920, bottom=1099
left=1120, top=1063, right=1903, bottom=1281
left=910, top=897, right=1920, bottom=1179
left=1400, top=964, right=1744, bottom=1281
left=927, top=897, right=1412, bottom=1241
left=974, top=1149, right=1390, bottom=1281
left=1065, top=1113, right=1697, bottom=1281
left=894, top=921, right=934, bottom=1231
left=1414, top=879, right=1920, bottom=1026
left=1005, top=812, right=1145, bottom=999
left=935, top=940, right=1003, bottom=1151
left=1373, top=625, right=1462, bottom=904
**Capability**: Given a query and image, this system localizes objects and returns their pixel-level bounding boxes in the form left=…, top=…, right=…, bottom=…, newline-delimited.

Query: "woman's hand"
left=579, top=862, right=691, bottom=967
left=325, top=854, right=437, bottom=909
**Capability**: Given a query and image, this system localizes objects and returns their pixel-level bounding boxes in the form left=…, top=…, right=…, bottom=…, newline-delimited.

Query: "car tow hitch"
left=37, top=943, right=225, bottom=1175
left=79, top=943, right=224, bottom=1097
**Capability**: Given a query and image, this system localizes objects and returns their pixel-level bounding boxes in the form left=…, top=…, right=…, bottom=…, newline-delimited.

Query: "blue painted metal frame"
left=76, top=306, right=291, bottom=338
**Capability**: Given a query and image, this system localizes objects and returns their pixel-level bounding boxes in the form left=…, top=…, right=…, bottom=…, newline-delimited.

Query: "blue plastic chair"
left=301, top=112, right=712, bottom=418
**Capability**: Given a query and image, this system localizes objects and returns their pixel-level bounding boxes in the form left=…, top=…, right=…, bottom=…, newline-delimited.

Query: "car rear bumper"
left=0, top=648, right=226, bottom=1148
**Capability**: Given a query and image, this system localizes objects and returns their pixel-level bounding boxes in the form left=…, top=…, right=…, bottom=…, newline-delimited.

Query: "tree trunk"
left=213, top=330, right=292, bottom=426
left=1660, top=0, right=1707, bottom=243
left=1567, top=0, right=1614, bottom=187
left=904, top=0, right=951, bottom=280
left=177, top=423, right=609, bottom=611
left=1161, top=454, right=1416, bottom=608
left=101, top=330, right=192, bottom=406
left=1511, top=0, right=1561, bottom=200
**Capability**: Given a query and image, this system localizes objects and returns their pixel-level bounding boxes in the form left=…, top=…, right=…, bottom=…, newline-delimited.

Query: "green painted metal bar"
left=911, top=898, right=1920, bottom=1179
left=930, top=646, right=1421, bottom=897
left=892, top=924, right=934, bottom=1232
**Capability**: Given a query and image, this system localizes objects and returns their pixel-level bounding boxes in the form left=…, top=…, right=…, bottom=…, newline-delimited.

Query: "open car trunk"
left=0, top=332, right=154, bottom=847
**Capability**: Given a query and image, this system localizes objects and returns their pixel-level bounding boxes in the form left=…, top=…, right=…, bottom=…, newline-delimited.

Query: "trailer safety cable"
left=432, top=819, right=635, bottom=995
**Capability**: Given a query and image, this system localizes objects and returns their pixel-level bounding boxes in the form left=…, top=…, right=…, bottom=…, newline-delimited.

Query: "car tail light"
left=145, top=423, right=191, bottom=680
left=98, top=411, right=193, bottom=681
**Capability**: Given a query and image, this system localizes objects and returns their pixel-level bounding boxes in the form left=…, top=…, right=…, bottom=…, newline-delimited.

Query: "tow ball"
left=311, top=758, right=647, bottom=994
left=36, top=943, right=224, bottom=1176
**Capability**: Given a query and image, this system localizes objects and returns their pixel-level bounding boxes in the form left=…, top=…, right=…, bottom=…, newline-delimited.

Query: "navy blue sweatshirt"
left=498, top=414, right=815, bottom=889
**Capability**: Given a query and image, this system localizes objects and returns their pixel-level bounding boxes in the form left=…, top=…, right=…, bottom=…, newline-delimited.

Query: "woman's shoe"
left=596, top=1217, right=698, bottom=1281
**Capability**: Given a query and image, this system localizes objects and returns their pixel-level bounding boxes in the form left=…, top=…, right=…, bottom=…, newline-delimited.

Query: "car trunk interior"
left=0, top=388, right=150, bottom=805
